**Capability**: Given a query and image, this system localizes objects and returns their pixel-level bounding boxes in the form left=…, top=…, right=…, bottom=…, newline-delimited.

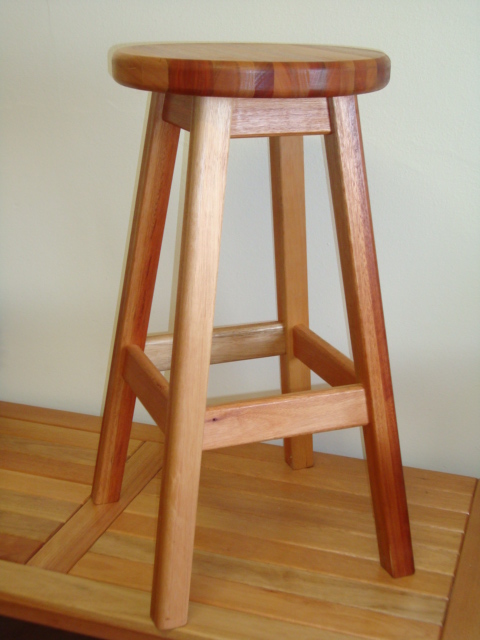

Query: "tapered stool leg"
left=151, top=96, right=233, bottom=630
left=325, top=95, right=414, bottom=577
left=270, top=136, right=314, bottom=470
left=92, top=94, right=180, bottom=504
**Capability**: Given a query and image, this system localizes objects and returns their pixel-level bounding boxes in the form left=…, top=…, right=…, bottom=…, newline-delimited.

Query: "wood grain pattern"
left=200, top=444, right=475, bottom=514
left=0, top=401, right=161, bottom=443
left=0, top=561, right=171, bottom=640
left=197, top=455, right=472, bottom=520
left=324, top=95, right=414, bottom=578
left=0, top=511, right=59, bottom=543
left=1, top=559, right=376, bottom=640
left=0, top=433, right=99, bottom=466
left=120, top=358, right=367, bottom=453
left=203, top=385, right=368, bottom=450
left=113, top=490, right=463, bottom=567
left=112, top=43, right=390, bottom=98
left=0, top=469, right=90, bottom=503
left=442, top=480, right=480, bottom=640
left=0, top=488, right=79, bottom=522
left=0, top=401, right=104, bottom=432
left=151, top=96, right=233, bottom=630
left=145, top=321, right=285, bottom=371
left=2, top=400, right=474, bottom=494
left=108, top=518, right=458, bottom=576
left=191, top=527, right=451, bottom=599
left=3, top=39, right=470, bottom=636
left=92, top=93, right=179, bottom=505
left=163, top=94, right=331, bottom=137
left=231, top=97, right=330, bottom=136
left=0, top=418, right=102, bottom=450
left=73, top=554, right=445, bottom=635
left=293, top=324, right=356, bottom=386
left=0, top=533, right=42, bottom=564
left=123, top=345, right=169, bottom=430
left=270, top=135, right=313, bottom=469
left=0, top=450, right=95, bottom=486
left=27, top=441, right=162, bottom=573
left=0, top=404, right=478, bottom=639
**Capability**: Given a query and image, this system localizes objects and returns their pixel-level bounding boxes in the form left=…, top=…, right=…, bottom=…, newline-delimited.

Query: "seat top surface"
left=111, top=43, right=390, bottom=98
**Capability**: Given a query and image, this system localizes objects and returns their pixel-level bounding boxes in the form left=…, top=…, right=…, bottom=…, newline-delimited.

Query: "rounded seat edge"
left=111, top=43, right=390, bottom=98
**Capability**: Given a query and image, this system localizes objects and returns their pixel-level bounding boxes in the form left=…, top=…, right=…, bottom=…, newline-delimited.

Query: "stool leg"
left=92, top=94, right=180, bottom=504
left=324, top=95, right=414, bottom=577
left=151, top=96, right=233, bottom=630
left=270, top=136, right=314, bottom=470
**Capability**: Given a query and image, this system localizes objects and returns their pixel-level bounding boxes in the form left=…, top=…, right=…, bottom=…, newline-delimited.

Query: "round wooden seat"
left=112, top=43, right=390, bottom=98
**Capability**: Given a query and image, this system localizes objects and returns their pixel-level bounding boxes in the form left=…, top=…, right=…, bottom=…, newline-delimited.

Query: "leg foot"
left=151, top=96, right=233, bottom=629
left=325, top=95, right=414, bottom=577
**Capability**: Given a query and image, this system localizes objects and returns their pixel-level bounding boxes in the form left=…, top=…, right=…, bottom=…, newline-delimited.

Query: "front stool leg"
left=270, top=136, right=314, bottom=470
left=92, top=94, right=180, bottom=504
left=151, top=96, right=233, bottom=630
left=325, top=95, right=414, bottom=577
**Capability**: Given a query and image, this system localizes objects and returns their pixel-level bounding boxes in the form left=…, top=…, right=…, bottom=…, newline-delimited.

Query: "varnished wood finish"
left=112, top=43, right=390, bottom=98
left=203, top=385, right=368, bottom=450
left=324, top=95, right=414, bottom=578
left=92, top=93, right=179, bottom=505
left=123, top=345, right=169, bottom=430
left=27, top=442, right=162, bottom=573
left=0, top=404, right=478, bottom=640
left=232, top=97, right=330, bottom=137
left=442, top=480, right=480, bottom=640
left=293, top=324, right=356, bottom=386
left=270, top=136, right=313, bottom=469
left=94, top=42, right=414, bottom=632
left=145, top=321, right=286, bottom=371
left=151, top=97, right=233, bottom=630
left=0, top=405, right=161, bottom=444
left=163, top=94, right=331, bottom=137
left=121, top=350, right=368, bottom=452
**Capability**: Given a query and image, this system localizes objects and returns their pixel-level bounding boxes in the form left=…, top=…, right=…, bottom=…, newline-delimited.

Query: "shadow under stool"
left=91, top=43, right=415, bottom=631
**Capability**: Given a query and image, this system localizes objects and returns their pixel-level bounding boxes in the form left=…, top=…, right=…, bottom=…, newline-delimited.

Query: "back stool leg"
left=270, top=136, right=314, bottom=470
left=151, top=96, right=233, bottom=630
left=324, top=95, right=415, bottom=577
left=92, top=93, right=180, bottom=504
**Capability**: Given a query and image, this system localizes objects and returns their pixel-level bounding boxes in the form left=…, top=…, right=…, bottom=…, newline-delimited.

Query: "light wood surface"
left=145, top=321, right=285, bottom=371
left=92, top=93, right=179, bottom=505
left=0, top=400, right=161, bottom=443
left=163, top=94, right=331, bottom=137
left=270, top=135, right=313, bottom=469
left=324, top=95, right=414, bottom=578
left=203, top=385, right=368, bottom=450
left=442, top=480, right=480, bottom=640
left=0, top=403, right=478, bottom=640
left=151, top=96, right=233, bottom=630
left=101, top=44, right=404, bottom=633
left=27, top=441, right=162, bottom=572
left=112, top=43, right=390, bottom=98
left=293, top=324, right=356, bottom=386
left=231, top=97, right=331, bottom=136
left=116, top=350, right=366, bottom=455
left=123, top=345, right=169, bottom=429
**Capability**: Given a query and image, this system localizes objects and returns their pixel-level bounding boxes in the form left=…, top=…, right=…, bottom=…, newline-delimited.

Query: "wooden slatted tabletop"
left=0, top=401, right=478, bottom=639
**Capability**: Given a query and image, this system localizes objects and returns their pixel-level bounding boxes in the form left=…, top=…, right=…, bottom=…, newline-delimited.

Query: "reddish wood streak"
left=111, top=43, right=390, bottom=98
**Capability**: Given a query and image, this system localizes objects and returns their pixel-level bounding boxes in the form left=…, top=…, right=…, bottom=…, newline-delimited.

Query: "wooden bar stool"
left=92, top=43, right=415, bottom=630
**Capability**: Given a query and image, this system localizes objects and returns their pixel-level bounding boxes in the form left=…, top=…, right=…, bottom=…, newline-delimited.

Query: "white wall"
left=1, top=1, right=479, bottom=478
